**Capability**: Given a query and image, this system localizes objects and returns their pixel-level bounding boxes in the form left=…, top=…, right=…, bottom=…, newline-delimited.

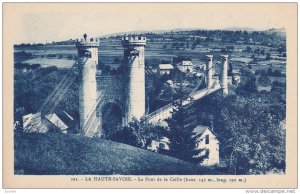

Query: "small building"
left=257, top=85, right=272, bottom=93
left=233, top=47, right=244, bottom=52
left=22, top=111, right=75, bottom=134
left=194, top=63, right=206, bottom=72
left=232, top=70, right=241, bottom=85
left=43, top=113, right=69, bottom=134
left=166, top=80, right=174, bottom=86
left=194, top=72, right=204, bottom=78
left=158, top=64, right=174, bottom=75
left=147, top=137, right=170, bottom=151
left=147, top=124, right=220, bottom=166
left=193, top=125, right=219, bottom=166
left=22, top=112, right=42, bottom=133
left=176, top=60, right=194, bottom=73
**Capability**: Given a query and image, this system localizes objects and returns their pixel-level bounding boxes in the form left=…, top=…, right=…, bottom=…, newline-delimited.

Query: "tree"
left=110, top=117, right=164, bottom=149
left=239, top=76, right=257, bottom=93
left=113, top=57, right=121, bottom=63
left=186, top=42, right=190, bottom=48
left=213, top=95, right=286, bottom=174
left=254, top=48, right=261, bottom=57
left=227, top=45, right=234, bottom=52
left=14, top=107, right=25, bottom=131
left=266, top=53, right=271, bottom=60
left=99, top=64, right=111, bottom=74
left=191, top=43, right=196, bottom=50
left=258, top=76, right=271, bottom=87
left=273, top=70, right=282, bottom=77
left=67, top=55, right=73, bottom=60
left=246, top=46, right=252, bottom=53
left=228, top=63, right=233, bottom=76
left=221, top=48, right=227, bottom=54
left=267, top=66, right=273, bottom=76
left=277, top=46, right=285, bottom=54
left=166, top=95, right=200, bottom=163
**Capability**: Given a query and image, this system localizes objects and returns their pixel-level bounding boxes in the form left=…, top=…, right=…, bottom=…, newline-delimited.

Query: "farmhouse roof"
left=194, top=72, right=204, bottom=77
left=232, top=70, right=241, bottom=75
left=45, top=113, right=68, bottom=130
left=159, top=64, right=174, bottom=70
left=193, top=125, right=209, bottom=136
left=166, top=80, right=173, bottom=85
left=193, top=125, right=219, bottom=142
left=177, top=60, right=193, bottom=66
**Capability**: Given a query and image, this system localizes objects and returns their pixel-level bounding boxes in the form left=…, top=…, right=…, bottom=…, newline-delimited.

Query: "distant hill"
left=99, top=27, right=283, bottom=38
left=266, top=28, right=286, bottom=38
left=223, top=27, right=257, bottom=31
left=14, top=132, right=221, bottom=175
left=99, top=28, right=201, bottom=38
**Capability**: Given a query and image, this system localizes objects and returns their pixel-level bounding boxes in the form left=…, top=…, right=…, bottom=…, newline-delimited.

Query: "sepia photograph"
left=2, top=2, right=297, bottom=189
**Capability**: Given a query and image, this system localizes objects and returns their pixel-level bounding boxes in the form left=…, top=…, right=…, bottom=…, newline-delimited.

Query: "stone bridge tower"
left=76, top=34, right=100, bottom=134
left=220, top=55, right=229, bottom=96
left=121, top=35, right=147, bottom=124
left=206, top=55, right=213, bottom=88
left=76, top=34, right=147, bottom=137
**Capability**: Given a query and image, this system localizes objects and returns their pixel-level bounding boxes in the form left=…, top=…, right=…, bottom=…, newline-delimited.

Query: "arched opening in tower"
left=101, top=102, right=122, bottom=138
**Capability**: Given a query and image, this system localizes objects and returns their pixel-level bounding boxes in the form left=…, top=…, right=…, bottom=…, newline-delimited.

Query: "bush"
left=47, top=54, right=57, bottom=58
left=67, top=55, right=74, bottom=60
left=14, top=63, right=41, bottom=70
left=272, top=81, right=286, bottom=88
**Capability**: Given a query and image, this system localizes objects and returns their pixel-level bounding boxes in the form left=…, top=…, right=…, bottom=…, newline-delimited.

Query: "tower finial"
left=83, top=33, right=87, bottom=41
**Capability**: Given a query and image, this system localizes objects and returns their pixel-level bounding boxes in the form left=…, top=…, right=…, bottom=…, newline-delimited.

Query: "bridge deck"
left=146, top=83, right=221, bottom=124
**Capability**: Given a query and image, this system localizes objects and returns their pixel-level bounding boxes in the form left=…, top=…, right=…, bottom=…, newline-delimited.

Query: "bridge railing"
left=145, top=81, right=221, bottom=122
left=146, top=77, right=204, bottom=119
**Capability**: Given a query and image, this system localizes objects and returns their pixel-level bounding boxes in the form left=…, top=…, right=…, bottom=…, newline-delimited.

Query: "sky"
left=5, top=3, right=295, bottom=44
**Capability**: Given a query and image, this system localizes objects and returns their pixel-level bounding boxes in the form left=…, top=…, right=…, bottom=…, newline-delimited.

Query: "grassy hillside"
left=14, top=132, right=220, bottom=175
